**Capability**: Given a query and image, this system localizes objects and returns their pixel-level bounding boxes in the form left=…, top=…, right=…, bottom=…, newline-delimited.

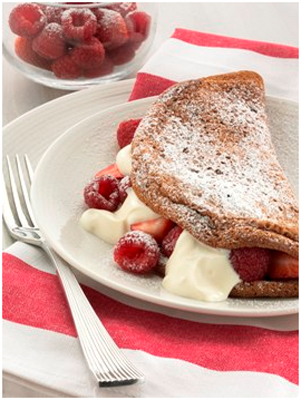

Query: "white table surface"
left=2, top=2, right=299, bottom=398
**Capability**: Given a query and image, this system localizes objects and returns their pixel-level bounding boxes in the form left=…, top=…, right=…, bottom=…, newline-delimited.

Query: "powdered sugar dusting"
left=131, top=72, right=299, bottom=254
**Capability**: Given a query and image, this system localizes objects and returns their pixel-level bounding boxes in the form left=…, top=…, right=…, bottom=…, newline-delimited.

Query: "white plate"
left=31, top=95, right=299, bottom=317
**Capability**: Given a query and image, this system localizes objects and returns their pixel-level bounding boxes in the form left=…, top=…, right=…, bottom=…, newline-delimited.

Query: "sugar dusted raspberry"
left=118, top=176, right=131, bottom=203
left=105, top=3, right=137, bottom=17
left=32, top=23, right=66, bottom=60
left=51, top=54, right=82, bottom=79
left=107, top=42, right=136, bottom=65
left=70, top=37, right=105, bottom=69
left=40, top=5, right=64, bottom=24
left=61, top=8, right=97, bottom=41
left=161, top=226, right=183, bottom=257
left=9, top=3, right=46, bottom=38
left=114, top=231, right=160, bottom=274
left=229, top=247, right=270, bottom=282
left=84, top=175, right=120, bottom=211
left=125, top=11, right=151, bottom=43
left=117, top=118, right=141, bottom=148
left=94, top=8, right=128, bottom=50
left=82, top=57, right=114, bottom=78
left=14, top=36, right=51, bottom=70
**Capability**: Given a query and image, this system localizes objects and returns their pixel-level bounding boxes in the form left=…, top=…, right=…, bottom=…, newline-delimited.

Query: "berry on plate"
left=114, top=231, right=160, bottom=274
left=61, top=8, right=97, bottom=41
left=161, top=226, right=183, bottom=257
left=229, top=247, right=270, bottom=282
left=70, top=37, right=105, bottom=69
left=9, top=3, right=47, bottom=38
left=32, top=23, right=67, bottom=60
left=117, top=118, right=142, bottom=148
left=84, top=175, right=120, bottom=211
left=130, top=217, right=174, bottom=243
left=51, top=54, right=82, bottom=79
left=118, top=176, right=132, bottom=203
left=268, top=251, right=299, bottom=279
left=94, top=163, right=124, bottom=179
left=94, top=8, right=128, bottom=50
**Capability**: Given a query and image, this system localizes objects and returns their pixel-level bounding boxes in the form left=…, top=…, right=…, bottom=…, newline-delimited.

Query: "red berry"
left=117, top=118, right=142, bottom=148
left=125, top=11, right=151, bottom=43
left=94, top=163, right=124, bottom=179
left=107, top=42, right=136, bottom=65
left=84, top=175, right=120, bottom=211
left=161, top=226, right=183, bottom=257
left=130, top=217, right=174, bottom=243
left=61, top=8, right=97, bottom=41
left=114, top=231, right=160, bottom=274
left=268, top=251, right=299, bottom=279
left=39, top=5, right=64, bottom=24
left=51, top=54, right=82, bottom=79
left=83, top=57, right=114, bottom=78
left=14, top=36, right=51, bottom=70
left=105, top=3, right=137, bottom=17
left=118, top=176, right=131, bottom=203
left=94, top=9, right=128, bottom=50
left=70, top=37, right=105, bottom=69
left=32, top=23, right=66, bottom=60
left=9, top=3, right=46, bottom=38
left=229, top=248, right=270, bottom=282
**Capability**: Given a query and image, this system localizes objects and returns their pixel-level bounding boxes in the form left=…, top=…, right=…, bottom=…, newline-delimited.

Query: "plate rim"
left=31, top=94, right=299, bottom=318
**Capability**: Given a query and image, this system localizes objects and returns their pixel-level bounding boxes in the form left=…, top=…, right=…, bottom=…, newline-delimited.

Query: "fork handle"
left=41, top=241, right=144, bottom=386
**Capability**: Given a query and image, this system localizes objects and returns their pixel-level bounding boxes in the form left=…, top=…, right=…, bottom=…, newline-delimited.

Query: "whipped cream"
left=80, top=188, right=159, bottom=244
left=116, top=144, right=132, bottom=176
left=162, top=230, right=241, bottom=302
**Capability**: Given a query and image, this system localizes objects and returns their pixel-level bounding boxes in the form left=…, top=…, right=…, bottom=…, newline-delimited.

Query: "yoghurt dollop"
left=162, top=230, right=241, bottom=302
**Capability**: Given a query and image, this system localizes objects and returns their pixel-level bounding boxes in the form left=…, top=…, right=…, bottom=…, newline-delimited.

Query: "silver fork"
left=2, top=154, right=145, bottom=387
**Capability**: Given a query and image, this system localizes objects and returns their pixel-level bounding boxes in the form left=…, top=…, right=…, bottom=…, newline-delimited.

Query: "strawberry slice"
left=95, top=163, right=124, bottom=179
left=268, top=251, right=299, bottom=279
left=130, top=217, right=174, bottom=243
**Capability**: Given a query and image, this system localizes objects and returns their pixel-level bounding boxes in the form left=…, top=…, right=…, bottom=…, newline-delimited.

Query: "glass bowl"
left=3, top=2, right=158, bottom=90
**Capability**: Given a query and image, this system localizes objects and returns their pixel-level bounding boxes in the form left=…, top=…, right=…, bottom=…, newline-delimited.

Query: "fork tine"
left=2, top=174, right=18, bottom=230
left=24, top=154, right=34, bottom=184
left=6, top=155, right=31, bottom=227
left=16, top=154, right=36, bottom=225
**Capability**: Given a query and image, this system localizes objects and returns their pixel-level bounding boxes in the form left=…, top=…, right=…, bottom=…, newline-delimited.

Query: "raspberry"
left=40, top=5, right=64, bottom=24
left=70, top=37, right=105, bottom=69
left=105, top=3, right=137, bottom=17
left=14, top=36, right=51, bottom=70
left=117, top=118, right=142, bottom=148
left=82, top=57, right=114, bottom=78
left=161, top=226, right=183, bottom=257
left=118, top=176, right=131, bottom=203
left=9, top=3, right=46, bottom=38
left=32, top=23, right=67, bottom=60
left=114, top=231, right=160, bottom=274
left=84, top=175, right=120, bottom=211
left=94, top=9, right=128, bottom=50
left=51, top=54, right=82, bottom=79
left=229, top=248, right=270, bottom=282
left=61, top=8, right=97, bottom=41
left=107, top=42, right=136, bottom=65
left=125, top=11, right=151, bottom=43
left=155, top=253, right=168, bottom=277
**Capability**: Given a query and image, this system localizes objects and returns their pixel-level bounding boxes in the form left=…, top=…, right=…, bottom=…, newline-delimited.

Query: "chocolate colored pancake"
left=131, top=71, right=299, bottom=298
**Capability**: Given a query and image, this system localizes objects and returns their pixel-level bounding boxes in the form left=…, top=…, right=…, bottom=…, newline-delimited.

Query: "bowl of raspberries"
left=3, top=2, right=157, bottom=89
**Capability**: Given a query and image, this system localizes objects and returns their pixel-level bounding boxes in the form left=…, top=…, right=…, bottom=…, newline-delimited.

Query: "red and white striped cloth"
left=3, top=29, right=299, bottom=397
